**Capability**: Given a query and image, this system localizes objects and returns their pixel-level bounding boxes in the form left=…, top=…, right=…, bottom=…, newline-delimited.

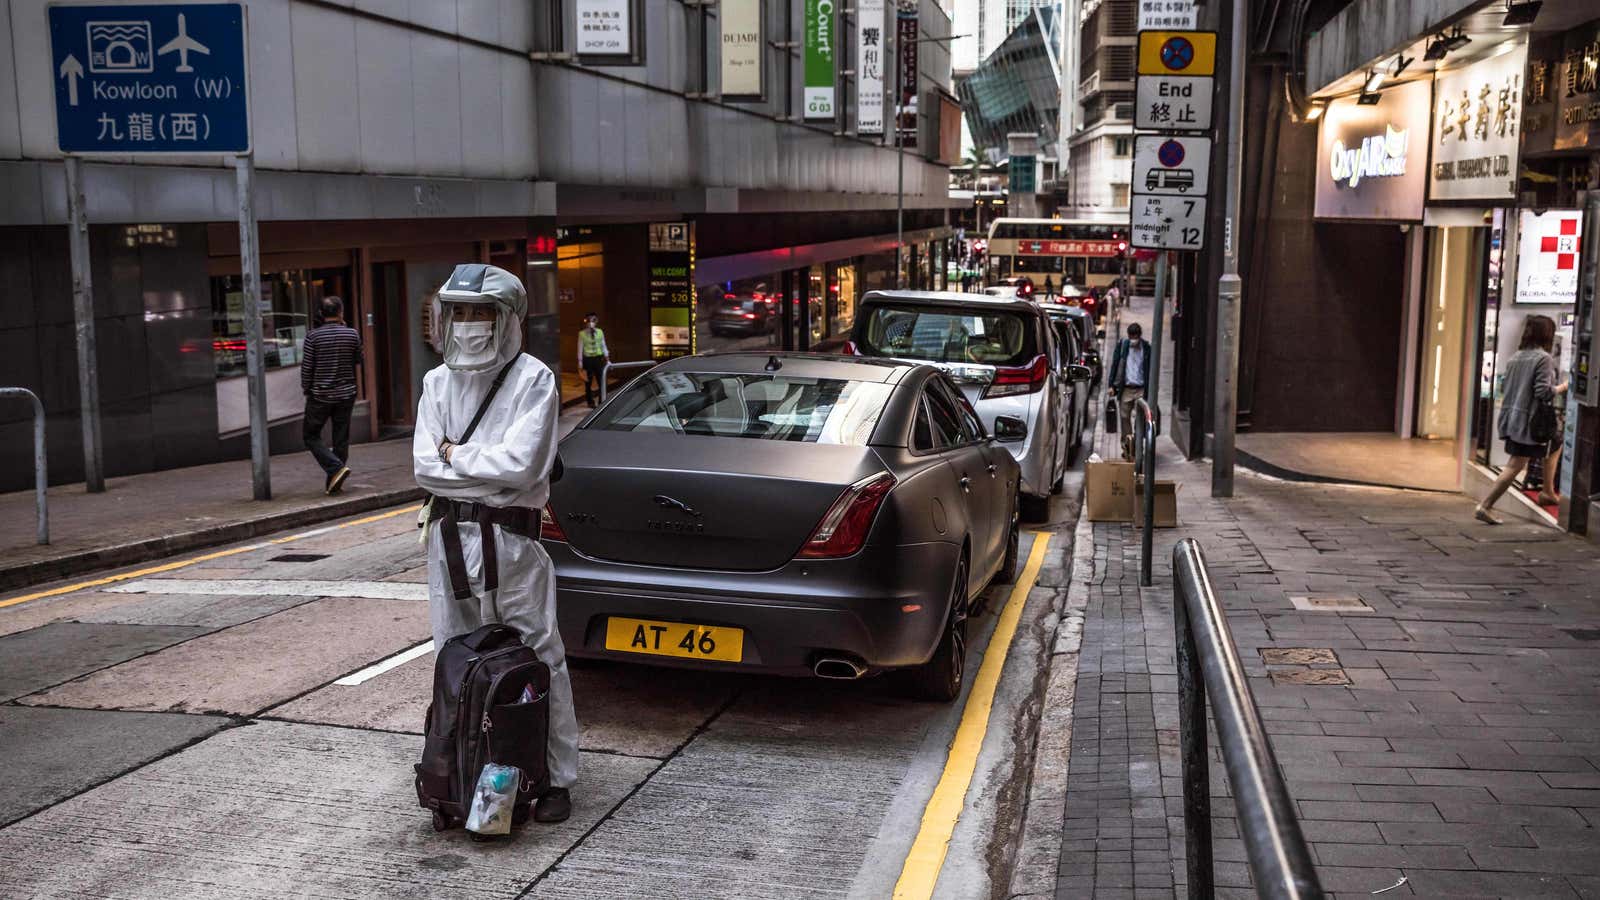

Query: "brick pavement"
left=1052, top=445, right=1600, bottom=900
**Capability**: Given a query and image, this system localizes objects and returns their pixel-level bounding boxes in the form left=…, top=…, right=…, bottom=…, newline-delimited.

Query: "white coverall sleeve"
left=414, top=369, right=490, bottom=494
left=446, top=363, right=560, bottom=492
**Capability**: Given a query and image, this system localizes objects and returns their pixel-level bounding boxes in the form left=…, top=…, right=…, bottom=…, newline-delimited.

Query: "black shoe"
left=326, top=466, right=350, bottom=495
left=534, top=788, right=571, bottom=823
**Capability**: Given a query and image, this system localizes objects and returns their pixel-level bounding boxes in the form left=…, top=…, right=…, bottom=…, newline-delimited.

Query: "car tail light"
left=984, top=355, right=1049, bottom=399
left=742, top=312, right=757, bottom=319
left=842, top=340, right=860, bottom=355
left=540, top=504, right=567, bottom=542
left=797, top=472, right=895, bottom=559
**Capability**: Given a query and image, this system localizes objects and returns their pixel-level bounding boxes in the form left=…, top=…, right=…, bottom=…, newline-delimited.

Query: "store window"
left=808, top=263, right=826, bottom=346
left=695, top=274, right=784, bottom=355
left=210, top=265, right=352, bottom=433
left=830, top=262, right=858, bottom=338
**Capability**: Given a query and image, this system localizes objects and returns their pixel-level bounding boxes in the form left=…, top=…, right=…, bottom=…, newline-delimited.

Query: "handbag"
left=1530, top=399, right=1558, bottom=444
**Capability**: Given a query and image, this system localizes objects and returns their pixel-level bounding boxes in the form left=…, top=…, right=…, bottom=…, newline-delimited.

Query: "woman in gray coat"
left=1475, top=315, right=1567, bottom=524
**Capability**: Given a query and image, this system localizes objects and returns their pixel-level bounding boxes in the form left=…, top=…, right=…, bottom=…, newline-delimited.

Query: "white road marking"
left=105, top=579, right=428, bottom=601
left=333, top=640, right=435, bottom=685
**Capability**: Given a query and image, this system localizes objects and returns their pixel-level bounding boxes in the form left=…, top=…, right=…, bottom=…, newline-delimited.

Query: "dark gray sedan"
left=541, top=352, right=1022, bottom=701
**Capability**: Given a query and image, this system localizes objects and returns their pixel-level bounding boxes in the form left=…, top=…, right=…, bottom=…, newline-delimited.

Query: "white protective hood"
left=436, top=263, right=527, bottom=372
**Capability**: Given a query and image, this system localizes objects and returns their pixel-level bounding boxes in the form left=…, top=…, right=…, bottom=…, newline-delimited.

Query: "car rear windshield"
left=588, top=372, right=894, bottom=444
left=857, top=304, right=1036, bottom=367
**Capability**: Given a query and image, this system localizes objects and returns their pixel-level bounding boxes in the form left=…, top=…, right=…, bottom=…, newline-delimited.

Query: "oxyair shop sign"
left=1429, top=41, right=1527, bottom=202
left=1314, top=78, right=1430, bottom=221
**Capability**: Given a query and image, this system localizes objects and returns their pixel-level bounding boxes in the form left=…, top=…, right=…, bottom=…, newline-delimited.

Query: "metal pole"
left=1212, top=0, right=1247, bottom=498
left=895, top=27, right=905, bottom=289
left=1174, top=568, right=1213, bottom=898
left=1138, top=253, right=1168, bottom=586
left=235, top=155, right=271, bottom=500
left=63, top=157, right=104, bottom=493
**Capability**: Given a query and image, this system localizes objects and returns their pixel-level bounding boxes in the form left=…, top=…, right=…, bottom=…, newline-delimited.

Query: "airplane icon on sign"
left=157, top=13, right=209, bottom=72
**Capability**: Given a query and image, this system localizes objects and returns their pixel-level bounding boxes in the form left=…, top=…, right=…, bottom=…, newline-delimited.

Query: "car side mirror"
left=993, top=415, right=1028, bottom=443
left=1068, top=364, right=1093, bottom=383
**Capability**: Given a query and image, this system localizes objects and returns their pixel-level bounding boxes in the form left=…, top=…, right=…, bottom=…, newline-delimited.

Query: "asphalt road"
left=0, top=450, right=1092, bottom=899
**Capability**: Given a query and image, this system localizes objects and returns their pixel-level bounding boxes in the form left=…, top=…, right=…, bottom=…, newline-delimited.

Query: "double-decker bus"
left=984, top=218, right=1129, bottom=291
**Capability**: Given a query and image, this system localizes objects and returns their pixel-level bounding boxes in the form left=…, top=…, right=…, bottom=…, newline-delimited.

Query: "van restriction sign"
left=1131, top=194, right=1207, bottom=251
left=1134, top=135, right=1211, bottom=196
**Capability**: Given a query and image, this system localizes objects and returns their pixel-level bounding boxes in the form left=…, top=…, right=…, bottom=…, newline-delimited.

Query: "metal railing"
left=597, top=360, right=656, bottom=403
left=1133, top=396, right=1156, bottom=586
left=2, top=387, right=48, bottom=545
left=1173, top=539, right=1323, bottom=900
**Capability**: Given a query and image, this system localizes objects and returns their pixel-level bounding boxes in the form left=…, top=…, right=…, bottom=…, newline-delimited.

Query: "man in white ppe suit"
left=413, top=263, right=577, bottom=823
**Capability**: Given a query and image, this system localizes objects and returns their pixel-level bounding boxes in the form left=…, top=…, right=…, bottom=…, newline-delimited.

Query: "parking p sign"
left=48, top=3, right=249, bottom=153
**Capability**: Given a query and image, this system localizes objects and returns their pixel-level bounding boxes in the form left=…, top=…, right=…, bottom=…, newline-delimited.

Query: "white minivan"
left=847, top=291, right=1091, bottom=520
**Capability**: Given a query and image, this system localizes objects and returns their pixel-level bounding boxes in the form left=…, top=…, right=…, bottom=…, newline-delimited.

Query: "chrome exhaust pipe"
left=813, top=657, right=867, bottom=680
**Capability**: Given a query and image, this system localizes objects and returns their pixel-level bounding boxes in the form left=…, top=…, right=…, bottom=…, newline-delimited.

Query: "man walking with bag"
left=1108, top=322, right=1151, bottom=461
left=414, top=264, right=578, bottom=823
left=300, top=296, right=362, bottom=494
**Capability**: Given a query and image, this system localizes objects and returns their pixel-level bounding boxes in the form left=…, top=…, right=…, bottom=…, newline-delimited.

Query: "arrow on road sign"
left=59, top=53, right=83, bottom=106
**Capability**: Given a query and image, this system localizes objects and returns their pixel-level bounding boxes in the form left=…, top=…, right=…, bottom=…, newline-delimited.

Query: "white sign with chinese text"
left=1131, top=194, right=1207, bottom=250
left=721, top=0, right=763, bottom=98
left=1135, top=75, right=1213, bottom=131
left=1138, top=0, right=1197, bottom=30
left=1516, top=209, right=1583, bottom=305
left=857, top=0, right=886, bottom=134
left=576, top=0, right=632, bottom=57
left=1430, top=41, right=1527, bottom=202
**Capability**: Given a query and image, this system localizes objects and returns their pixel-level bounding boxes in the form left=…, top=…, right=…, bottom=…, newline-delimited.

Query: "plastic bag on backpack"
left=465, top=763, right=520, bottom=835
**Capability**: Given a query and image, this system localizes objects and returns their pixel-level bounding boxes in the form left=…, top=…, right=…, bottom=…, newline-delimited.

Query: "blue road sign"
left=48, top=3, right=249, bottom=153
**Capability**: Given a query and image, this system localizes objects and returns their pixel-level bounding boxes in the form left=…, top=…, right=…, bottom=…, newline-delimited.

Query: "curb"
left=0, top=487, right=426, bottom=593
left=1004, top=508, right=1096, bottom=900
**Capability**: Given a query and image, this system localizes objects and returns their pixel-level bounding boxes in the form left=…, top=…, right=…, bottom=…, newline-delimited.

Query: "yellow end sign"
left=1137, top=30, right=1217, bottom=77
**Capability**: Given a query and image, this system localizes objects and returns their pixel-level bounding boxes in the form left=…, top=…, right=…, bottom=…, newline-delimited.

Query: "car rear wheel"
left=901, top=558, right=968, bottom=703
left=993, top=503, right=1020, bottom=585
left=1020, top=492, right=1050, bottom=522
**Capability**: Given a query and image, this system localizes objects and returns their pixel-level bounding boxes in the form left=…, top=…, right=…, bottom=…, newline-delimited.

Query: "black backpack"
left=415, top=624, right=551, bottom=832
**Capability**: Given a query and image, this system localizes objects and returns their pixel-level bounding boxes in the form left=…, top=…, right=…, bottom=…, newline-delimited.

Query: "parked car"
left=1037, top=306, right=1093, bottom=451
left=845, top=290, right=1091, bottom=521
left=1039, top=301, right=1102, bottom=390
left=710, top=295, right=778, bottom=336
left=543, top=353, right=1022, bottom=701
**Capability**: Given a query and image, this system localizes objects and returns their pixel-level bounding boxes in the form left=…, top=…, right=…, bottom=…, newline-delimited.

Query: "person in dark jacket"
left=300, top=296, right=364, bottom=494
left=1107, top=322, right=1151, bottom=460
left=1475, top=315, right=1566, bottom=524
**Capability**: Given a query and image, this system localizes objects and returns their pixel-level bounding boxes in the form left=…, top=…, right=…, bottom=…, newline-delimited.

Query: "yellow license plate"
left=604, top=617, right=744, bottom=663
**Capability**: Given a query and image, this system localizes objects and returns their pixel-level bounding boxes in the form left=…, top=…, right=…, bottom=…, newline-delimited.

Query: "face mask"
left=445, top=320, right=497, bottom=369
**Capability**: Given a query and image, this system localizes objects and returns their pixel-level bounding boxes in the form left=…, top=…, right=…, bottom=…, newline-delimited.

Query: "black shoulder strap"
left=452, top=357, right=520, bottom=444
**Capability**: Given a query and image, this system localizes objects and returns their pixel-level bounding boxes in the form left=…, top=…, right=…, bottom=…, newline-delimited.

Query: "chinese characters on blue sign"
left=48, top=3, right=249, bottom=153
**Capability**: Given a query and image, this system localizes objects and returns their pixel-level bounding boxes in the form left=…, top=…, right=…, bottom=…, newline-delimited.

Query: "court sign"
left=48, top=3, right=249, bottom=153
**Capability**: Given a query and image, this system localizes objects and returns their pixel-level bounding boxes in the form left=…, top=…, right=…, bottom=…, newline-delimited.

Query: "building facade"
left=0, top=0, right=960, bottom=491
left=1066, top=0, right=1134, bottom=219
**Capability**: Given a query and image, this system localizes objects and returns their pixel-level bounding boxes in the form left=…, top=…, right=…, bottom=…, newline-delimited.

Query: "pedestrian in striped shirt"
left=301, top=296, right=363, bottom=494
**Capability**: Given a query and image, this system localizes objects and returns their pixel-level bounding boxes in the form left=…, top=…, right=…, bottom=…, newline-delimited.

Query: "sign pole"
left=63, top=156, right=104, bottom=493
left=1211, top=0, right=1246, bottom=498
left=235, top=154, right=270, bottom=500
left=894, top=26, right=905, bottom=289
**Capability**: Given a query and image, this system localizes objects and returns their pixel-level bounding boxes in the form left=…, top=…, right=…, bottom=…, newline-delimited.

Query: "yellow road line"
left=893, top=531, right=1053, bottom=900
left=0, top=504, right=421, bottom=611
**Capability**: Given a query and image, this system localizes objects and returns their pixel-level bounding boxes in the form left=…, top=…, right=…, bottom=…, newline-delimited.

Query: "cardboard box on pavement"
left=1133, top=479, right=1179, bottom=528
left=1086, top=458, right=1136, bottom=522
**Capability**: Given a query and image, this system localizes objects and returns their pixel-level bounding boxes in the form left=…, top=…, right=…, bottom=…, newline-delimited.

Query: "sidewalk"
left=1009, top=301, right=1600, bottom=899
left=0, top=407, right=589, bottom=592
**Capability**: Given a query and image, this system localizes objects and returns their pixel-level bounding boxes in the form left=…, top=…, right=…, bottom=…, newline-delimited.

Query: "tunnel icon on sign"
left=87, top=21, right=154, bottom=74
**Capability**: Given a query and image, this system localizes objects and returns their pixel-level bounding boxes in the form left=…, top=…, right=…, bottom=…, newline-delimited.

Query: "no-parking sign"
left=1133, top=135, right=1211, bottom=196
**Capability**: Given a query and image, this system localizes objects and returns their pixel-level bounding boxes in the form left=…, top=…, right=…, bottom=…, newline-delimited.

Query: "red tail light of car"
left=540, top=504, right=567, bottom=542
left=742, top=312, right=758, bottom=319
left=984, top=355, right=1049, bottom=399
left=796, top=472, right=895, bottom=559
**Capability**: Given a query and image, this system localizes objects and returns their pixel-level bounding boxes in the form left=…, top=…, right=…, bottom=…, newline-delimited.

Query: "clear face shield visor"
left=438, top=299, right=511, bottom=370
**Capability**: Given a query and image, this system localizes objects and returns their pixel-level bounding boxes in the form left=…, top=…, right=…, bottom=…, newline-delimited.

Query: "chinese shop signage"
left=1315, top=79, right=1430, bottom=221
left=1430, top=42, right=1526, bottom=201
left=1516, top=210, right=1583, bottom=305
left=1556, top=21, right=1600, bottom=150
left=856, top=0, right=886, bottom=134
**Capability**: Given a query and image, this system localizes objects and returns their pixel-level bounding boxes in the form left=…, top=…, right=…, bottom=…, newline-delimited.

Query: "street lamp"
left=894, top=31, right=968, bottom=289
